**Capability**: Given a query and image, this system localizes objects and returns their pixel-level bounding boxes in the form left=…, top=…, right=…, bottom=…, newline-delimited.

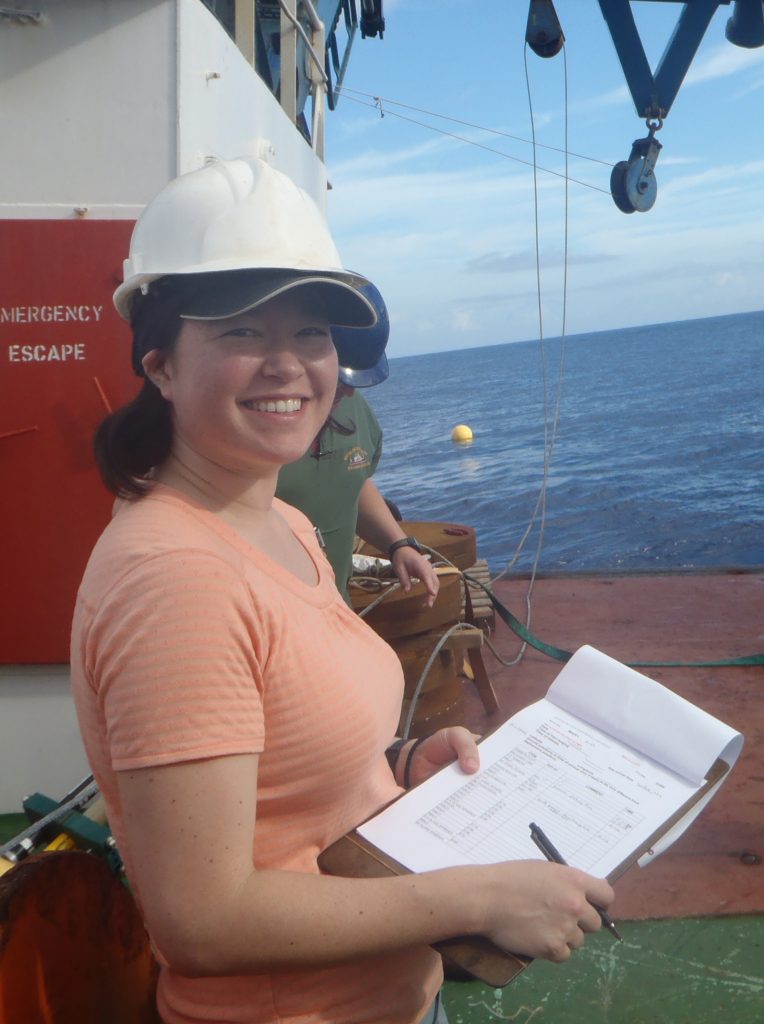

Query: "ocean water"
left=365, top=310, right=763, bottom=574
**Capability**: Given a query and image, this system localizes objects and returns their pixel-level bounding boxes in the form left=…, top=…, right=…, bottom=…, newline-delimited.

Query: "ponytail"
left=93, top=280, right=189, bottom=497
left=93, top=382, right=173, bottom=497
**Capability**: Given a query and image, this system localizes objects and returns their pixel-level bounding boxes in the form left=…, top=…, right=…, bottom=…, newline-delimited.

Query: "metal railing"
left=233, top=0, right=328, bottom=159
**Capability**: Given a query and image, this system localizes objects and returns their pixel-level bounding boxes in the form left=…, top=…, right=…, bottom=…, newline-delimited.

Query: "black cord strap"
left=403, top=736, right=427, bottom=789
left=384, top=738, right=406, bottom=776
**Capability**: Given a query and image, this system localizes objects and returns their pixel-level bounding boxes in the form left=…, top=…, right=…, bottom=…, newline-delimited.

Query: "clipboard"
left=318, top=758, right=730, bottom=987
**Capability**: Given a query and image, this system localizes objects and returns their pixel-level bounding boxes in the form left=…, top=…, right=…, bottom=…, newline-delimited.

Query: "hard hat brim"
left=175, top=269, right=377, bottom=328
left=338, top=353, right=390, bottom=388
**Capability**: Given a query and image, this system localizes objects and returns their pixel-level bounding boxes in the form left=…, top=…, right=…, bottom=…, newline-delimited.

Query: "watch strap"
left=388, top=536, right=422, bottom=558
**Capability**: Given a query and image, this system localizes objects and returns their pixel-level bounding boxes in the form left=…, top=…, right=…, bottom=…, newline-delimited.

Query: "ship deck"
left=0, top=570, right=760, bottom=1021
left=447, top=567, right=763, bottom=1022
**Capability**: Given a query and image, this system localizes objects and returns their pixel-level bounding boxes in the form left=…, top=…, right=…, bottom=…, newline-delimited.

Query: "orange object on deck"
left=0, top=851, right=158, bottom=1024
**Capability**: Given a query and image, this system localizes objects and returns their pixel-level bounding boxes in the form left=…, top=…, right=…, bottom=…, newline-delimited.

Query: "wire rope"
left=338, top=86, right=614, bottom=169
left=488, top=43, right=571, bottom=667
left=399, top=622, right=478, bottom=741
left=352, top=578, right=402, bottom=617
left=336, top=91, right=611, bottom=196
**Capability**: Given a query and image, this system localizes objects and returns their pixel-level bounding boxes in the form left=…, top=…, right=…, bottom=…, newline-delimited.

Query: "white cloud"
left=330, top=132, right=453, bottom=177
left=686, top=42, right=764, bottom=86
left=590, top=83, right=632, bottom=111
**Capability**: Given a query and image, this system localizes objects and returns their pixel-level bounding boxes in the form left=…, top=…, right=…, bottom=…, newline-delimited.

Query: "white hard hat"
left=113, top=155, right=376, bottom=327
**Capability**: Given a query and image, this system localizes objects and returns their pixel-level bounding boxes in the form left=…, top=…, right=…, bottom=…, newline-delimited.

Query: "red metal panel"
left=1, top=220, right=137, bottom=663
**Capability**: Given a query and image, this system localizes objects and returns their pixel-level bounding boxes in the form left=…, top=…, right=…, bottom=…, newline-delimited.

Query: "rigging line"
left=528, top=49, right=570, bottom=596
left=489, top=48, right=572, bottom=589
left=399, top=623, right=476, bottom=740
left=535, top=48, right=570, bottom=544
left=339, top=86, right=614, bottom=169
left=491, top=43, right=572, bottom=664
left=338, top=93, right=611, bottom=196
left=522, top=50, right=568, bottom=591
left=530, top=47, right=570, bottom=594
left=518, top=42, right=550, bottom=664
left=489, top=46, right=547, bottom=663
left=546, top=47, right=570, bottom=511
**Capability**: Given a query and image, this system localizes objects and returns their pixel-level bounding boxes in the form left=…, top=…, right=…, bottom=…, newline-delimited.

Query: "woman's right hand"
left=469, top=860, right=616, bottom=963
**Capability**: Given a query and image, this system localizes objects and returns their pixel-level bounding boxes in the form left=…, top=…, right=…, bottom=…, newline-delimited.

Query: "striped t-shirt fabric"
left=71, top=485, right=442, bottom=1023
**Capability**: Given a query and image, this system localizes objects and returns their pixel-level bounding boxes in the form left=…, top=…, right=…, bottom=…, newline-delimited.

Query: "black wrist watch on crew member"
left=387, top=536, right=424, bottom=559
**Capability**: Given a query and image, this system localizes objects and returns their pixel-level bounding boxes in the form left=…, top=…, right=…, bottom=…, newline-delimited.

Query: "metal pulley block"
left=610, top=122, right=663, bottom=214
left=525, top=0, right=565, bottom=58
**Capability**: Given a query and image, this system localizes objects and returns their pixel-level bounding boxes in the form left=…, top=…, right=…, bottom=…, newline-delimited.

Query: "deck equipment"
left=526, top=0, right=764, bottom=212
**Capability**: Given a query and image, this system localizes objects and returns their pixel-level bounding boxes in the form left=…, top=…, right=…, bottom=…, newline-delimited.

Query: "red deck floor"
left=462, top=569, right=763, bottom=921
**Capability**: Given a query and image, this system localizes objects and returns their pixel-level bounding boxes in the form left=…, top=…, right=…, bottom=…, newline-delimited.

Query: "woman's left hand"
left=405, top=727, right=480, bottom=787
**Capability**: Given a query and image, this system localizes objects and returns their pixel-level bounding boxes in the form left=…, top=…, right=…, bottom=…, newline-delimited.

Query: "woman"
left=71, top=157, right=613, bottom=1024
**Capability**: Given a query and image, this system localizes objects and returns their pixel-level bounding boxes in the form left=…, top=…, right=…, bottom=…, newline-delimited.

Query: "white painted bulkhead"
left=0, top=0, right=328, bottom=811
left=0, top=0, right=327, bottom=217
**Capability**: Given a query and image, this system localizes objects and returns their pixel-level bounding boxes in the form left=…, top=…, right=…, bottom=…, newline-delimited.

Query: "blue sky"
left=323, top=0, right=764, bottom=356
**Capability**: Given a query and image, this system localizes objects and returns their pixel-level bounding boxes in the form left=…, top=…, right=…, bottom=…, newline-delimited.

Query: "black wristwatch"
left=388, top=536, right=424, bottom=558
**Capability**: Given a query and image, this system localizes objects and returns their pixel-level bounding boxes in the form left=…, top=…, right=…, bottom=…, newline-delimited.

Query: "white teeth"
left=245, top=398, right=302, bottom=413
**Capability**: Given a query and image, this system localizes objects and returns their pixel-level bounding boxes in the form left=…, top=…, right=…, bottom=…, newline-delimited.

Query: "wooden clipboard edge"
left=606, top=757, right=731, bottom=882
left=318, top=832, right=530, bottom=987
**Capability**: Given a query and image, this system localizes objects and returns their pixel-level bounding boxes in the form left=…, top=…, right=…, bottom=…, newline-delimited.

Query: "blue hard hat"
left=332, top=282, right=390, bottom=388
left=337, top=352, right=389, bottom=388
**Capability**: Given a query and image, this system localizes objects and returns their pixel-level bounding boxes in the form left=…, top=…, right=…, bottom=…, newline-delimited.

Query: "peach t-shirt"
left=71, top=486, right=442, bottom=1024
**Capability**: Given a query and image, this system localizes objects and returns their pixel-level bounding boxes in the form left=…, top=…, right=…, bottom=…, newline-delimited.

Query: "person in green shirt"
left=276, top=286, right=438, bottom=606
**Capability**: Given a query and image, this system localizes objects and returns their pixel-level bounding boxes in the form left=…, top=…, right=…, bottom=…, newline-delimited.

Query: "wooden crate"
left=460, top=559, right=495, bottom=630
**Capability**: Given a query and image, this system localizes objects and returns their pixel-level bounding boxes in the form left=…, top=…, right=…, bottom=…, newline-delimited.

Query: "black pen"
left=529, top=822, right=622, bottom=942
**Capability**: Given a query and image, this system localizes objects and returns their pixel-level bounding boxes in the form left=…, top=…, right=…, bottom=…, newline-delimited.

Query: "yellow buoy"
left=451, top=424, right=473, bottom=444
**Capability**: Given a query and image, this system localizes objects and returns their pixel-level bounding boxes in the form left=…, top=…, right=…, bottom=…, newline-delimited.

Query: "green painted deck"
left=441, top=917, right=763, bottom=1022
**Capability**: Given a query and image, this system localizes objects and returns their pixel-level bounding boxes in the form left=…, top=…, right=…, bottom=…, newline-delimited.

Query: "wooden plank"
left=460, top=559, right=495, bottom=629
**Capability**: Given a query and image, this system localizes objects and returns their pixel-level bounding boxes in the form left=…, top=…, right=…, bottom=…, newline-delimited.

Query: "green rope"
left=463, top=573, right=764, bottom=668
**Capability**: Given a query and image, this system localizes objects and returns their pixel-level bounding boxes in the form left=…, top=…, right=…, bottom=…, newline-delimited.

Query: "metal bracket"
left=21, top=791, right=122, bottom=873
left=597, top=0, right=722, bottom=119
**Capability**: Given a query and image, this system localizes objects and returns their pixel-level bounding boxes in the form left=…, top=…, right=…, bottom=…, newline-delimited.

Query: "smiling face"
left=142, top=293, right=339, bottom=480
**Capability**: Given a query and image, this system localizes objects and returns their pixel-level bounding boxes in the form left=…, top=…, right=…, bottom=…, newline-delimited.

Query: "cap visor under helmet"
left=177, top=269, right=376, bottom=328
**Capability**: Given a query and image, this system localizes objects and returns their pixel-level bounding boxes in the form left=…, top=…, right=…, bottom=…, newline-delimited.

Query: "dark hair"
left=93, top=282, right=189, bottom=498
left=310, top=407, right=356, bottom=458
